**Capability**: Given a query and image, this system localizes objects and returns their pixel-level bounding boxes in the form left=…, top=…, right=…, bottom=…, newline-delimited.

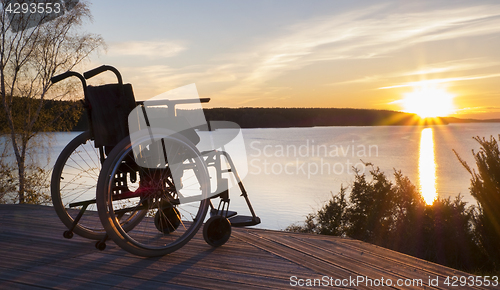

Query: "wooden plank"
left=255, top=231, right=428, bottom=290
left=232, top=229, right=375, bottom=289
left=242, top=227, right=498, bottom=289
left=0, top=204, right=492, bottom=290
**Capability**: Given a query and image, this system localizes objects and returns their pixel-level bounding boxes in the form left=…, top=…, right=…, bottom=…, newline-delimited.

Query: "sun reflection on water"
left=419, top=128, right=437, bottom=204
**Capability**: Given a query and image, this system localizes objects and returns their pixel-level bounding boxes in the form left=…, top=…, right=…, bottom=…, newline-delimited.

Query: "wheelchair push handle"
left=50, top=71, right=86, bottom=88
left=83, top=65, right=123, bottom=84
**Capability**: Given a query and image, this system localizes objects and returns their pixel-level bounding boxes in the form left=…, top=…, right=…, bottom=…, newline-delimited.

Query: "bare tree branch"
left=0, top=0, right=104, bottom=203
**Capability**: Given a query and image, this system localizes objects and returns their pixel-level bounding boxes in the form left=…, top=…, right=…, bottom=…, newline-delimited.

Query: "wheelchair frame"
left=50, top=65, right=260, bottom=256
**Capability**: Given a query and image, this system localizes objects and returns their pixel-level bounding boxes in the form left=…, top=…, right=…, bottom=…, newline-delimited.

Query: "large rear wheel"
left=51, top=131, right=105, bottom=240
left=96, top=129, right=210, bottom=257
left=52, top=131, right=145, bottom=240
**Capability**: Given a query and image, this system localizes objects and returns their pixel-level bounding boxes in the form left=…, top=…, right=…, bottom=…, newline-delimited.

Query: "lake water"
left=49, top=123, right=500, bottom=230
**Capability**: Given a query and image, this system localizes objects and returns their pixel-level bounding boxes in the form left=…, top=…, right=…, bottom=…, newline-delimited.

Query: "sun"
left=401, top=85, right=456, bottom=118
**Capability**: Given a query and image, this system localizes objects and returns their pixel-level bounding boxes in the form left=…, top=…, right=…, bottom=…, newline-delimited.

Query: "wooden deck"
left=0, top=204, right=494, bottom=289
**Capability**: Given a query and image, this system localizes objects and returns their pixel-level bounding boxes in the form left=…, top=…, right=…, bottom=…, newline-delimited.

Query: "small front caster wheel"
left=154, top=207, right=181, bottom=234
left=63, top=230, right=73, bottom=239
left=95, top=241, right=106, bottom=251
left=203, top=216, right=231, bottom=247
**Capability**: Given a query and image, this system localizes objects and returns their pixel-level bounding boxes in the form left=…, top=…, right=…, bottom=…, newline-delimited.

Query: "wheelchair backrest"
left=86, top=83, right=136, bottom=147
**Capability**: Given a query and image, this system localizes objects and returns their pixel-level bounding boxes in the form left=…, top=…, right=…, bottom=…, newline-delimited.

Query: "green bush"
left=289, top=134, right=500, bottom=272
left=287, top=166, right=483, bottom=272
left=455, top=135, right=500, bottom=268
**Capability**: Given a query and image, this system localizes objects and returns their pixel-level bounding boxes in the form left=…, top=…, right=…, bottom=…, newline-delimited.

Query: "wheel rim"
left=51, top=131, right=105, bottom=239
left=99, top=131, right=209, bottom=255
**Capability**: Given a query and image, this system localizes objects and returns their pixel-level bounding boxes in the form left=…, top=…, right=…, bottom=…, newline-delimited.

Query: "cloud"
left=402, top=59, right=500, bottom=76
left=205, top=3, right=500, bottom=102
left=378, top=74, right=500, bottom=90
left=273, top=6, right=497, bottom=60
left=108, top=40, right=186, bottom=58
left=108, top=2, right=500, bottom=107
left=454, top=106, right=500, bottom=114
left=327, top=58, right=500, bottom=88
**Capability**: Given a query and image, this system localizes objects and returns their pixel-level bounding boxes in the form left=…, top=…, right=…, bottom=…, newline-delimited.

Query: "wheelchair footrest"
left=228, top=215, right=261, bottom=227
left=210, top=209, right=237, bottom=218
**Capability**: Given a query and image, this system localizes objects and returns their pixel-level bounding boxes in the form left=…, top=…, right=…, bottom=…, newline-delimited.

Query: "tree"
left=455, top=135, right=500, bottom=266
left=287, top=166, right=482, bottom=272
left=286, top=187, right=348, bottom=236
left=0, top=0, right=104, bottom=203
left=0, top=137, right=16, bottom=203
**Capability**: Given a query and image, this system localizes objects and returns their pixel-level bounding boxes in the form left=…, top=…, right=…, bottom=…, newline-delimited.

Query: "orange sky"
left=83, top=1, right=500, bottom=119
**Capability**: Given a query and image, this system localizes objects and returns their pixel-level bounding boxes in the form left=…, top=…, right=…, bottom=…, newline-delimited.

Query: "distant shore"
left=71, top=106, right=500, bottom=131
left=202, top=107, right=445, bottom=128
left=3, top=96, right=499, bottom=132
left=7, top=97, right=492, bottom=131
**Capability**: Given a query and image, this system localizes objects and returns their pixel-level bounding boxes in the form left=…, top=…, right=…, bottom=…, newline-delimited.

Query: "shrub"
left=455, top=135, right=500, bottom=268
left=287, top=166, right=483, bottom=271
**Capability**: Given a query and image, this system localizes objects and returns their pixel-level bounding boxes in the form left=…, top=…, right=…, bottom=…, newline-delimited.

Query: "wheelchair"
left=50, top=65, right=260, bottom=257
left=50, top=66, right=136, bottom=240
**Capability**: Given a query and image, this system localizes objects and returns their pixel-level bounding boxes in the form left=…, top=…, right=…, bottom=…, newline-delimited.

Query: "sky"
left=81, top=0, right=500, bottom=119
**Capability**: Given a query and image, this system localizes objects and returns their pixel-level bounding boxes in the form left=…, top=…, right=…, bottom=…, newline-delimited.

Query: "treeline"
left=203, top=107, right=446, bottom=127
left=0, top=96, right=82, bottom=133
left=13, top=98, right=451, bottom=131
left=8, top=97, right=483, bottom=132
left=82, top=107, right=440, bottom=130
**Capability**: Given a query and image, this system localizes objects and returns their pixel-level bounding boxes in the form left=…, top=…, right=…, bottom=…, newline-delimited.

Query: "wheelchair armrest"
left=137, top=98, right=210, bottom=117
left=138, top=98, right=209, bottom=107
